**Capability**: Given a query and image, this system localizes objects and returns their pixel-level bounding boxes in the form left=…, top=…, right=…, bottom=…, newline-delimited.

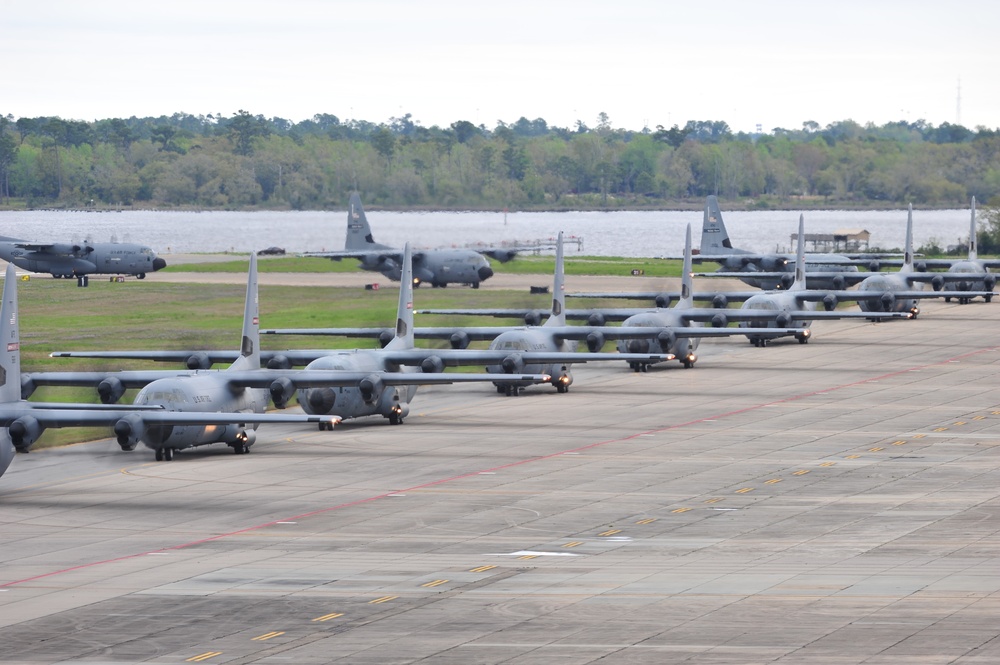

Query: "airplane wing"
left=378, top=349, right=675, bottom=366
left=301, top=249, right=405, bottom=262
left=694, top=271, right=872, bottom=287
left=0, top=402, right=336, bottom=429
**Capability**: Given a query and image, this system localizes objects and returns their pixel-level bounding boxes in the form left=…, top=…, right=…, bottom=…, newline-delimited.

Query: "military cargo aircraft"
left=301, top=192, right=549, bottom=288
left=0, top=233, right=166, bottom=286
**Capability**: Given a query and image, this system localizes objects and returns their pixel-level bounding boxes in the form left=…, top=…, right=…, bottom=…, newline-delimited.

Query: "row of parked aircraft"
left=0, top=197, right=992, bottom=484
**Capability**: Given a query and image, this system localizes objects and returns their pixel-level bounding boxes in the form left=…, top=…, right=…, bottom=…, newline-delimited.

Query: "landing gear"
left=472, top=282, right=480, bottom=289
left=796, top=334, right=809, bottom=344
left=751, top=338, right=769, bottom=348
left=556, top=383, right=569, bottom=393
left=389, top=414, right=403, bottom=425
left=119, top=441, right=137, bottom=452
left=503, top=385, right=520, bottom=396
left=682, top=358, right=695, bottom=369
left=233, top=443, right=250, bottom=454
left=318, top=420, right=335, bottom=431
left=155, top=448, right=174, bottom=461
left=137, top=273, right=146, bottom=279
left=76, top=275, right=89, bottom=287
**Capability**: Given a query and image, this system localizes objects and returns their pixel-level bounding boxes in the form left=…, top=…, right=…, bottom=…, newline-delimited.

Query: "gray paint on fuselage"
left=296, top=352, right=417, bottom=422
left=0, top=240, right=165, bottom=278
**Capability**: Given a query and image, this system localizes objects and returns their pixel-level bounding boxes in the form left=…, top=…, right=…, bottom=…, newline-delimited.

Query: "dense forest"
left=1, top=111, right=999, bottom=211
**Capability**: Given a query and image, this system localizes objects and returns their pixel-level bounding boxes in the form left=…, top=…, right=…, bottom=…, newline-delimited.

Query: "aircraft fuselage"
left=615, top=311, right=697, bottom=367
left=738, top=293, right=812, bottom=343
left=943, top=261, right=995, bottom=301
left=486, top=330, right=572, bottom=392
left=359, top=249, right=493, bottom=287
left=0, top=241, right=166, bottom=278
left=133, top=376, right=266, bottom=452
left=297, top=351, right=416, bottom=424
left=856, top=274, right=921, bottom=314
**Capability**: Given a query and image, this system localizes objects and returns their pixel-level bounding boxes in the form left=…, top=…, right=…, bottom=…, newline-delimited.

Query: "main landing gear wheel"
left=556, top=384, right=569, bottom=394
left=318, top=421, right=335, bottom=431
left=155, top=448, right=174, bottom=461
left=233, top=443, right=249, bottom=455
left=389, top=414, right=403, bottom=425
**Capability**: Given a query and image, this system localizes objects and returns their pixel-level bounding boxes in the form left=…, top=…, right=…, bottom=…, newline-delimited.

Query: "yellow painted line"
left=369, top=595, right=397, bottom=604
left=764, top=478, right=782, bottom=484
left=735, top=487, right=754, bottom=494
left=912, top=433, right=926, bottom=438
left=933, top=427, right=948, bottom=432
left=993, top=410, right=1000, bottom=415
left=598, top=529, right=621, bottom=536
left=954, top=421, right=966, bottom=426
left=251, top=631, right=285, bottom=641
left=187, top=653, right=223, bottom=663
left=422, top=579, right=448, bottom=588
left=891, top=440, right=906, bottom=446
left=792, top=470, right=810, bottom=476
left=518, top=554, right=538, bottom=560
left=635, top=518, right=656, bottom=525
left=973, top=415, right=986, bottom=421
left=562, top=541, right=583, bottom=548
left=470, top=565, right=496, bottom=573
left=705, top=497, right=724, bottom=504
left=845, top=454, right=861, bottom=459
left=819, top=462, right=836, bottom=467
left=671, top=507, right=692, bottom=513
left=312, top=613, right=344, bottom=622
left=869, top=446, right=884, bottom=452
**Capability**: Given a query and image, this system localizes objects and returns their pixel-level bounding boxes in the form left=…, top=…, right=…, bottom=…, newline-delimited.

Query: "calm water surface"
left=0, top=208, right=975, bottom=258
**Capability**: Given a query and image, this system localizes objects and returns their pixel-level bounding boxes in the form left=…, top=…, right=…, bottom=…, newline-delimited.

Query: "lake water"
left=0, top=207, right=976, bottom=257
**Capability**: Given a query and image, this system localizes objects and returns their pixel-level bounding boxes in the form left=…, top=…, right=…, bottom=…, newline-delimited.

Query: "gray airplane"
left=0, top=262, right=336, bottom=477
left=41, top=247, right=551, bottom=428
left=302, top=192, right=541, bottom=288
left=664, top=195, right=888, bottom=290
left=0, top=233, right=166, bottom=286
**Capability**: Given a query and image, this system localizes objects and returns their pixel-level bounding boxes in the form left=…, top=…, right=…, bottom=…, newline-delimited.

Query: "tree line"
left=1, top=111, right=999, bottom=210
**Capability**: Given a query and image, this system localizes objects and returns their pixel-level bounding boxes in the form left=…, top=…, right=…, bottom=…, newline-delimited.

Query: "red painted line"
left=3, top=346, right=996, bottom=588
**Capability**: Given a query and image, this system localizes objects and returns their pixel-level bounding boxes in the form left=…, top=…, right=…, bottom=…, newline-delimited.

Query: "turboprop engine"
left=97, top=376, right=126, bottom=404
left=113, top=413, right=145, bottom=451
left=9, top=416, right=43, bottom=452
left=268, top=377, right=297, bottom=408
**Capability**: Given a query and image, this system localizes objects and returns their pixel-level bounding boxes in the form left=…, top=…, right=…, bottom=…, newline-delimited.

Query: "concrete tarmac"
left=1, top=298, right=999, bottom=663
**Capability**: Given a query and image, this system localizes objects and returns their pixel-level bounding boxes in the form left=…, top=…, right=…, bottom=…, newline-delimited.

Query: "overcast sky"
left=5, top=0, right=997, bottom=134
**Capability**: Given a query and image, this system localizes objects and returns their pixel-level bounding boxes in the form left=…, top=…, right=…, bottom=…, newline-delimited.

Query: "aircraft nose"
left=152, top=258, right=167, bottom=271
left=478, top=265, right=494, bottom=281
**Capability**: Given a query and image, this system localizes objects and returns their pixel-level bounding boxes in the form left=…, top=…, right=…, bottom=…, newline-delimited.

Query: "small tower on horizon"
left=956, top=77, right=962, bottom=126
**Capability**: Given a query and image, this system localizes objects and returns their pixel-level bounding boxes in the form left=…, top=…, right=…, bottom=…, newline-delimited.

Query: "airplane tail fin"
left=386, top=242, right=415, bottom=350
left=701, top=195, right=736, bottom=254
left=678, top=223, right=694, bottom=308
left=791, top=214, right=807, bottom=291
left=969, top=196, right=978, bottom=261
left=901, top=204, right=914, bottom=274
left=544, top=231, right=566, bottom=327
left=235, top=253, right=261, bottom=368
left=0, top=264, right=21, bottom=403
left=345, top=192, right=393, bottom=251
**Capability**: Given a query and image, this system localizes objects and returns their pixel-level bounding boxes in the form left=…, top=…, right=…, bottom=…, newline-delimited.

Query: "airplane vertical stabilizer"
left=234, top=253, right=261, bottom=369
left=969, top=197, right=978, bottom=261
left=791, top=214, right=806, bottom=291
left=901, top=204, right=914, bottom=275
left=544, top=232, right=566, bottom=327
left=701, top=195, right=735, bottom=254
left=0, top=265, right=19, bottom=474
left=386, top=242, right=415, bottom=350
left=678, top=223, right=694, bottom=308
left=344, top=192, right=393, bottom=251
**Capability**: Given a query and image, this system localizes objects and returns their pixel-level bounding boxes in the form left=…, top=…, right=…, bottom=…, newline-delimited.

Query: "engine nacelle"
left=832, top=275, right=846, bottom=290
left=501, top=354, right=525, bottom=374
left=585, top=331, right=606, bottom=353
left=305, top=387, right=336, bottom=414
left=113, top=413, right=145, bottom=451
left=185, top=352, right=212, bottom=370
left=269, top=376, right=297, bottom=408
left=523, top=310, right=543, bottom=326
left=711, top=313, right=728, bottom=328
left=491, top=250, right=517, bottom=263
left=823, top=294, right=838, bottom=311
left=931, top=274, right=945, bottom=291
left=9, top=416, right=43, bottom=452
left=655, top=294, right=672, bottom=308
left=97, top=376, right=126, bottom=404
left=587, top=312, right=606, bottom=326
left=775, top=312, right=792, bottom=328
left=223, top=426, right=256, bottom=447
left=779, top=273, right=794, bottom=290
left=760, top=256, right=787, bottom=271
left=869, top=260, right=881, bottom=272
left=712, top=294, right=729, bottom=309
left=626, top=339, right=650, bottom=354
left=656, top=330, right=677, bottom=352
left=20, top=374, right=36, bottom=399
left=420, top=355, right=445, bottom=373
left=879, top=292, right=896, bottom=311
left=377, top=329, right=394, bottom=348
left=915, top=261, right=928, bottom=272
left=985, top=274, right=997, bottom=291
left=266, top=354, right=293, bottom=370
left=450, top=331, right=471, bottom=349
left=359, top=374, right=385, bottom=404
